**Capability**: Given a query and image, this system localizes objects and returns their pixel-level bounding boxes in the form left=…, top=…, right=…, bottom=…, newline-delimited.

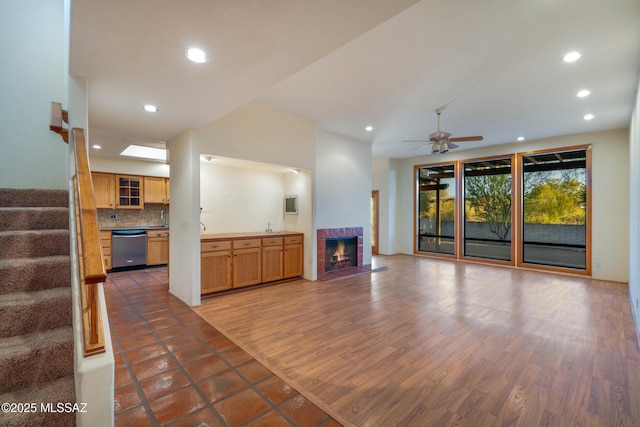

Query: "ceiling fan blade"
left=448, top=142, right=459, bottom=149
left=410, top=144, right=429, bottom=150
left=402, top=140, right=429, bottom=143
left=449, top=136, right=483, bottom=142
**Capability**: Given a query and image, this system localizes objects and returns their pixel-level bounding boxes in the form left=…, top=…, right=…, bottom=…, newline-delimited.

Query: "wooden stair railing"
left=51, top=102, right=106, bottom=356
left=50, top=101, right=69, bottom=143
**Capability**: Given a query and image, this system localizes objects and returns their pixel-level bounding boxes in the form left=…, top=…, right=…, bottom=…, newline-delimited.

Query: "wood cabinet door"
left=100, top=230, right=112, bottom=270
left=144, top=176, right=167, bottom=204
left=116, top=175, right=143, bottom=209
left=283, top=244, right=303, bottom=278
left=92, top=173, right=116, bottom=209
left=201, top=250, right=232, bottom=293
left=147, top=236, right=169, bottom=265
left=233, top=247, right=262, bottom=287
left=262, top=245, right=283, bottom=282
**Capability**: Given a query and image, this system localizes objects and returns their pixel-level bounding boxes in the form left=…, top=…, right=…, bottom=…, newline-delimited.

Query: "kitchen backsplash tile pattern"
left=98, top=204, right=169, bottom=229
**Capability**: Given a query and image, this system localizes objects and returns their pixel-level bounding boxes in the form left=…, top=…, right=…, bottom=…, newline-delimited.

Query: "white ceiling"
left=71, top=0, right=640, bottom=162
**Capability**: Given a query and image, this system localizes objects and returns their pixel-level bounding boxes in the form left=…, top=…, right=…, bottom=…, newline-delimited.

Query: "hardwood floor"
left=194, top=254, right=640, bottom=427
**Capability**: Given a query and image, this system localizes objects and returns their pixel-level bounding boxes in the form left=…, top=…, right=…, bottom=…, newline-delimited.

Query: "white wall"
left=89, top=155, right=169, bottom=178
left=395, top=128, right=629, bottom=283
left=315, top=129, right=373, bottom=268
left=192, top=103, right=316, bottom=170
left=284, top=170, right=314, bottom=277
left=200, top=163, right=292, bottom=233
left=629, top=75, right=640, bottom=343
left=167, top=131, right=202, bottom=306
left=0, top=0, right=69, bottom=189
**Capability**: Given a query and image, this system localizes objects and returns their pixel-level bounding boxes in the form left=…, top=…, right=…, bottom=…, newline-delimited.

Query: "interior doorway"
left=371, top=190, right=379, bottom=254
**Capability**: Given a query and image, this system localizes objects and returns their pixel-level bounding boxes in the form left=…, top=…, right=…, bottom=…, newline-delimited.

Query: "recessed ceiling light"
left=365, top=126, right=373, bottom=132
left=517, top=137, right=525, bottom=142
left=583, top=114, right=594, bottom=121
left=143, top=104, right=158, bottom=113
left=185, top=48, right=208, bottom=63
left=577, top=89, right=591, bottom=98
left=92, top=144, right=102, bottom=149
left=200, top=155, right=215, bottom=163
left=563, top=51, right=581, bottom=62
left=121, top=145, right=166, bottom=161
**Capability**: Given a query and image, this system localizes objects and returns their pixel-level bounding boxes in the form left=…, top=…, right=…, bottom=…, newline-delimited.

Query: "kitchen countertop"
left=200, top=231, right=302, bottom=242
left=101, top=226, right=169, bottom=231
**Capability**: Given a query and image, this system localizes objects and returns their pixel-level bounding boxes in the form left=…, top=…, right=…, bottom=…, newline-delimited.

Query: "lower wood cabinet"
left=233, top=247, right=262, bottom=287
left=201, top=248, right=232, bottom=293
left=147, top=229, right=169, bottom=266
left=262, top=237, right=284, bottom=282
left=100, top=230, right=112, bottom=271
left=284, top=235, right=303, bottom=278
left=201, top=233, right=303, bottom=295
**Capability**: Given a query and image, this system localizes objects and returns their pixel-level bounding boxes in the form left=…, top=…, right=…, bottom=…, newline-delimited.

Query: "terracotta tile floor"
left=104, top=267, right=341, bottom=427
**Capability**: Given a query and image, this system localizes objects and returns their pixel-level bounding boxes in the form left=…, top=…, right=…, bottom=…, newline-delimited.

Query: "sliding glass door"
left=520, top=148, right=588, bottom=270
left=416, top=164, right=456, bottom=255
left=462, top=157, right=514, bottom=262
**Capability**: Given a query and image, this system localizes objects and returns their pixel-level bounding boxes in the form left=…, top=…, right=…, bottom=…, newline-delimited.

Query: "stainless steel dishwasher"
left=111, top=229, right=147, bottom=269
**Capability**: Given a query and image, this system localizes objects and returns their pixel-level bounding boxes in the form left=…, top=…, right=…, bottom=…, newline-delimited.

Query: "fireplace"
left=325, top=237, right=358, bottom=272
left=317, top=227, right=363, bottom=280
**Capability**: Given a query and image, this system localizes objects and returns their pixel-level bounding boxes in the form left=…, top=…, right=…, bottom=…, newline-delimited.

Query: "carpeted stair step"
left=0, top=229, right=70, bottom=260
left=0, top=287, right=72, bottom=338
left=0, top=326, right=74, bottom=395
left=0, top=375, right=75, bottom=427
left=0, top=207, right=69, bottom=231
left=0, top=189, right=68, bottom=208
left=0, top=256, right=71, bottom=295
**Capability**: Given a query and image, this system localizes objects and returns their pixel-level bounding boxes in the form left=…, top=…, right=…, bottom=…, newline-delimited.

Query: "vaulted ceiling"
left=71, top=0, right=640, bottom=160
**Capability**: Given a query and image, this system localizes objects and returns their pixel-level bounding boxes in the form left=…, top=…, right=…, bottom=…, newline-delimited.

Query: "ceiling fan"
left=404, top=107, right=483, bottom=154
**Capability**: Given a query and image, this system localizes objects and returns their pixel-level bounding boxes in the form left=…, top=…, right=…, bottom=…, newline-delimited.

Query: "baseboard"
left=631, top=291, right=640, bottom=351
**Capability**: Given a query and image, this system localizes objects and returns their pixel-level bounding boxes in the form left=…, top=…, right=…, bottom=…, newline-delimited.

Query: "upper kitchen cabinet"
left=92, top=172, right=116, bottom=209
left=144, top=176, right=169, bottom=204
left=116, top=175, right=143, bottom=209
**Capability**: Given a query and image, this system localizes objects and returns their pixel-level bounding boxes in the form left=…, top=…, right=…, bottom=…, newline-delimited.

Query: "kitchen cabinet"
left=262, top=237, right=284, bottom=282
left=116, top=175, right=143, bottom=209
left=201, top=240, right=233, bottom=294
left=233, top=239, right=262, bottom=287
left=144, top=176, right=169, bottom=204
left=200, top=232, right=303, bottom=295
left=92, top=173, right=116, bottom=209
left=147, top=229, right=169, bottom=265
left=284, top=235, right=303, bottom=278
left=99, top=230, right=112, bottom=271
left=93, top=172, right=169, bottom=209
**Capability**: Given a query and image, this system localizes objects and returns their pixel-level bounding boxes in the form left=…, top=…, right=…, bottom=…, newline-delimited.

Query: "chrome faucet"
left=266, top=222, right=272, bottom=233
left=160, top=209, right=168, bottom=226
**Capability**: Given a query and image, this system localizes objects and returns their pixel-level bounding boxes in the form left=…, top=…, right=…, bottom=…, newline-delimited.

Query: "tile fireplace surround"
left=317, top=227, right=363, bottom=281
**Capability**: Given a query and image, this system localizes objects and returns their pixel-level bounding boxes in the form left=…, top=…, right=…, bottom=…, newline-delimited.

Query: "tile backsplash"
left=98, top=204, right=169, bottom=229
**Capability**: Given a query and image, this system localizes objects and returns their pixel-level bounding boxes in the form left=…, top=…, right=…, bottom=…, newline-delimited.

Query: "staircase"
left=0, top=189, right=76, bottom=426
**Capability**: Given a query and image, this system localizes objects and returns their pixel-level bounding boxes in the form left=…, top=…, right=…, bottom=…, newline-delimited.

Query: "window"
left=414, top=145, right=591, bottom=275
left=520, top=148, right=589, bottom=271
left=462, top=157, right=513, bottom=262
left=416, top=164, right=456, bottom=255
